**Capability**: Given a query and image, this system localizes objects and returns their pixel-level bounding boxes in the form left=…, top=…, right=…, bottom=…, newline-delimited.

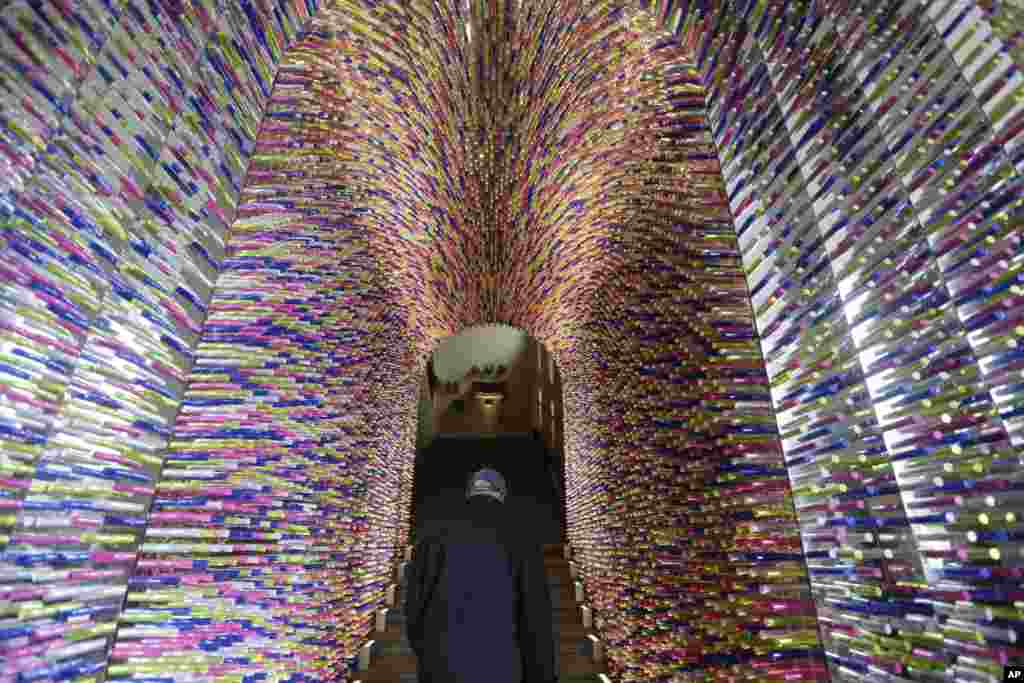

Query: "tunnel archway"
left=412, top=325, right=568, bottom=549
left=0, top=0, right=1020, bottom=682
left=418, top=324, right=560, bottom=437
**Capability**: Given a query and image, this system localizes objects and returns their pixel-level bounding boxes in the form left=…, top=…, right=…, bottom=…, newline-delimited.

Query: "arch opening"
left=412, top=325, right=567, bottom=546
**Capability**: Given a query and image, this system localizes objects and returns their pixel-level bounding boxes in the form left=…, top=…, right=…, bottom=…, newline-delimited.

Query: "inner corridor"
left=353, top=434, right=603, bottom=682
left=0, top=0, right=1022, bottom=682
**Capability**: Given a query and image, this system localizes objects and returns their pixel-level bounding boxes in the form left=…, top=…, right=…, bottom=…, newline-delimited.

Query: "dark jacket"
left=404, top=497, right=556, bottom=683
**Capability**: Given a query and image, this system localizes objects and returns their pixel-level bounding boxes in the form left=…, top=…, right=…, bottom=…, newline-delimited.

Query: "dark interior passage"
left=359, top=432, right=593, bottom=682
left=411, top=433, right=564, bottom=547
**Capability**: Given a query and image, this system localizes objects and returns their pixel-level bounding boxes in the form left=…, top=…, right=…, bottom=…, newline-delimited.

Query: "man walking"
left=404, top=468, right=557, bottom=683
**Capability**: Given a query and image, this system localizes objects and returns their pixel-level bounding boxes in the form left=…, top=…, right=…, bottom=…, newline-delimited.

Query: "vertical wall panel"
left=645, top=0, right=1024, bottom=679
left=544, top=7, right=825, bottom=680
left=0, top=1, right=316, bottom=681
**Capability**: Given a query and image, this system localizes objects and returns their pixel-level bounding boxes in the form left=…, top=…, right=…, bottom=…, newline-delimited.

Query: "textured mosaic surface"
left=0, top=1, right=324, bottom=681
left=653, top=0, right=1023, bottom=681
left=0, top=0, right=1021, bottom=681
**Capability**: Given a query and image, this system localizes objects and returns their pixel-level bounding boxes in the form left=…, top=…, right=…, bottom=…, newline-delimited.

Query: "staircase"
left=355, top=543, right=605, bottom=683
left=545, top=544, right=605, bottom=682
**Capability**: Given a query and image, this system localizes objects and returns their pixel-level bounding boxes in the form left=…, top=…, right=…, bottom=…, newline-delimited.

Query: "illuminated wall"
left=0, top=1, right=330, bottom=681
left=656, top=0, right=1023, bottom=681
left=0, top=0, right=1021, bottom=682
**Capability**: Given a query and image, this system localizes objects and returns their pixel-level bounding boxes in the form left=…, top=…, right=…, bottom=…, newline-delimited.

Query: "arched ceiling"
left=431, top=323, right=528, bottom=382
left=287, top=0, right=699, bottom=368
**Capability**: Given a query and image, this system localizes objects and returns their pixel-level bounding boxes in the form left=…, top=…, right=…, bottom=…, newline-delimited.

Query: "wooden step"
left=560, top=642, right=589, bottom=656
left=354, top=653, right=418, bottom=682
left=559, top=654, right=600, bottom=676
left=374, top=623, right=404, bottom=642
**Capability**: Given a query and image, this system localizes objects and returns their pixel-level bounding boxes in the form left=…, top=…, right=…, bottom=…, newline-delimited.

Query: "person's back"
left=405, top=469, right=556, bottom=683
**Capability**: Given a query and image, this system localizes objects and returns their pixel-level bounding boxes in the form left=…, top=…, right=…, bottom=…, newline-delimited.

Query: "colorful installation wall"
left=652, top=0, right=1023, bottom=681
left=555, top=17, right=825, bottom=682
left=0, top=2, right=1021, bottom=683
left=0, top=0, right=515, bottom=680
left=0, top=1, right=344, bottom=681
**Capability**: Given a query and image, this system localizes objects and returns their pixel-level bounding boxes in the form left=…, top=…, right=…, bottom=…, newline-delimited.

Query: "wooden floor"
left=354, top=543, right=604, bottom=682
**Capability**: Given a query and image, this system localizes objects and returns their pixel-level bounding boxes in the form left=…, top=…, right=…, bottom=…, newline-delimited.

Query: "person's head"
left=466, top=468, right=508, bottom=504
